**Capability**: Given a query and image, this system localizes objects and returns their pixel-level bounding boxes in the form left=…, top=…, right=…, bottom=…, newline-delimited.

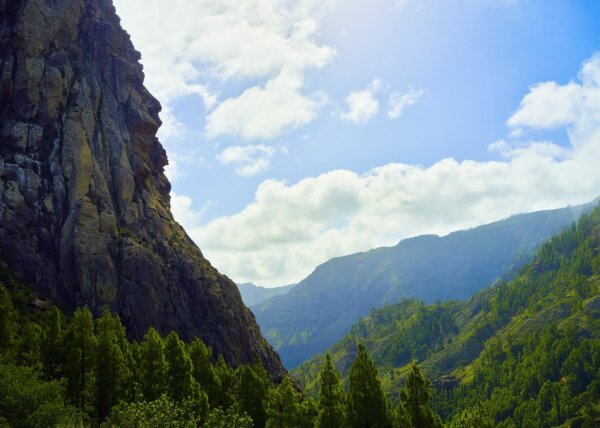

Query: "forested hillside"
left=294, top=203, right=600, bottom=426
left=255, top=201, right=595, bottom=368
left=0, top=262, right=450, bottom=427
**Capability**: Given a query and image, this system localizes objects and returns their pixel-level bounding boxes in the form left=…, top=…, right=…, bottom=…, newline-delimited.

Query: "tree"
left=140, top=328, right=167, bottom=401
left=0, top=363, right=84, bottom=428
left=95, top=309, right=130, bottom=420
left=0, top=285, right=16, bottom=356
left=17, top=321, right=42, bottom=368
left=42, top=307, right=64, bottom=378
left=346, top=344, right=391, bottom=428
left=189, top=338, right=221, bottom=405
left=215, top=354, right=236, bottom=408
left=64, top=307, right=97, bottom=413
left=100, top=394, right=198, bottom=428
left=392, top=399, right=413, bottom=428
left=315, top=354, right=346, bottom=428
left=164, top=331, right=195, bottom=402
left=235, top=364, right=270, bottom=428
left=203, top=407, right=253, bottom=428
left=404, top=364, right=441, bottom=428
left=265, top=377, right=303, bottom=428
left=449, top=402, right=494, bottom=428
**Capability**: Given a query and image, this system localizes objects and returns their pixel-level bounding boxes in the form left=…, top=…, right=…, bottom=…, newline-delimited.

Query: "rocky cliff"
left=0, top=0, right=284, bottom=380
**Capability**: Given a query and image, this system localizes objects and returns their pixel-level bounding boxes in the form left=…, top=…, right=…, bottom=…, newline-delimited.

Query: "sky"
left=113, top=0, right=600, bottom=287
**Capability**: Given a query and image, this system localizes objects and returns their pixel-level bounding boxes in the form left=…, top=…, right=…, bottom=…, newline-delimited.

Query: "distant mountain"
left=293, top=202, right=600, bottom=427
left=255, top=200, right=597, bottom=368
left=237, top=283, right=297, bottom=307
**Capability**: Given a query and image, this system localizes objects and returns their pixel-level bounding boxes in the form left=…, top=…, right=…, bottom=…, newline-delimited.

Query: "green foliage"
left=256, top=202, right=593, bottom=367
left=64, top=307, right=97, bottom=413
left=165, top=331, right=195, bottom=402
left=404, top=364, right=441, bottom=428
left=0, top=285, right=16, bottom=357
left=0, top=363, right=84, bottom=428
left=95, top=309, right=131, bottom=420
left=100, top=394, right=199, bottom=428
left=235, top=364, right=270, bottom=428
left=189, top=337, right=221, bottom=405
left=448, top=402, right=494, bottom=428
left=347, top=343, right=391, bottom=427
left=265, top=377, right=304, bottom=428
left=140, top=327, right=167, bottom=401
left=295, top=204, right=600, bottom=427
left=42, top=307, right=64, bottom=378
left=204, top=406, right=253, bottom=428
left=315, top=354, right=346, bottom=428
left=215, top=354, right=236, bottom=408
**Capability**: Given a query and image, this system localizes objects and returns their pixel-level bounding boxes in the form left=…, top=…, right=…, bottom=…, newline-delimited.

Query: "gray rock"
left=0, top=0, right=284, bottom=380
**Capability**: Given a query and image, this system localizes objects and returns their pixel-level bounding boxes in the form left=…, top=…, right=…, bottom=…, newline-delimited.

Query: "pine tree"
left=42, top=306, right=64, bottom=378
left=95, top=308, right=129, bottom=420
left=64, top=307, right=97, bottom=412
left=315, top=354, right=346, bottom=428
left=188, top=338, right=221, bottom=405
left=346, top=343, right=391, bottom=428
left=449, top=402, right=494, bottom=428
left=164, top=331, right=195, bottom=402
left=392, top=399, right=413, bottom=428
left=17, top=321, right=42, bottom=367
left=265, top=377, right=303, bottom=428
left=109, top=312, right=135, bottom=400
left=215, top=354, right=236, bottom=409
left=236, top=364, right=270, bottom=428
left=0, top=285, right=16, bottom=356
left=404, top=363, right=442, bottom=428
left=140, top=327, right=167, bottom=401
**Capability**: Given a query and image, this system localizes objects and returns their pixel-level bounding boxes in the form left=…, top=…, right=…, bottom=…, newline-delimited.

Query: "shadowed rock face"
left=0, top=0, right=284, bottom=380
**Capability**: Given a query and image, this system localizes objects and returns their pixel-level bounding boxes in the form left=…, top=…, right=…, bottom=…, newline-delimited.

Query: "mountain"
left=237, top=283, right=297, bottom=307
left=293, top=203, right=600, bottom=426
left=0, top=0, right=283, bottom=380
left=255, top=201, right=596, bottom=368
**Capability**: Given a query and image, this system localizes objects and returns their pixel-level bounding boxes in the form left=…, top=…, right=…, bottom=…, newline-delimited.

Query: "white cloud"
left=171, top=193, right=203, bottom=228
left=341, top=79, right=383, bottom=125
left=174, top=53, right=600, bottom=286
left=113, top=0, right=336, bottom=141
left=206, top=70, right=326, bottom=140
left=394, top=0, right=409, bottom=11
left=387, top=88, right=424, bottom=119
left=217, top=145, right=277, bottom=177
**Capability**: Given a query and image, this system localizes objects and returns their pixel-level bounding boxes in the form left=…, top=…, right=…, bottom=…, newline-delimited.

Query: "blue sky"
left=114, top=0, right=600, bottom=286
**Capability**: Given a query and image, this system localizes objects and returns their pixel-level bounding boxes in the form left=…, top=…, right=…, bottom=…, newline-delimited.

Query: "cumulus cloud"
left=217, top=145, right=277, bottom=177
left=206, top=70, right=326, bottom=140
left=173, top=54, right=600, bottom=286
left=114, top=0, right=336, bottom=141
left=341, top=79, right=383, bottom=125
left=387, top=88, right=424, bottom=119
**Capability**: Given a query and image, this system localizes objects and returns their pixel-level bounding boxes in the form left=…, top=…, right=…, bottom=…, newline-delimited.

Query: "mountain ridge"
left=237, top=282, right=297, bottom=308
left=255, top=200, right=596, bottom=368
left=293, top=202, right=600, bottom=426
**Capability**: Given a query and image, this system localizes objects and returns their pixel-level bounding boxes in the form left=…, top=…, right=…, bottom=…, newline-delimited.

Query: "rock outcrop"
left=0, top=0, right=284, bottom=380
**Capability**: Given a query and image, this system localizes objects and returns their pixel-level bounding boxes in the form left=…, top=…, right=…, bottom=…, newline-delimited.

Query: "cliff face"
left=0, top=0, right=284, bottom=380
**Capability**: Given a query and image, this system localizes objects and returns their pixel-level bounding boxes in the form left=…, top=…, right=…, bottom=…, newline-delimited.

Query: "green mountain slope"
left=255, top=201, right=596, bottom=368
left=237, top=283, right=297, bottom=307
left=293, top=203, right=600, bottom=426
